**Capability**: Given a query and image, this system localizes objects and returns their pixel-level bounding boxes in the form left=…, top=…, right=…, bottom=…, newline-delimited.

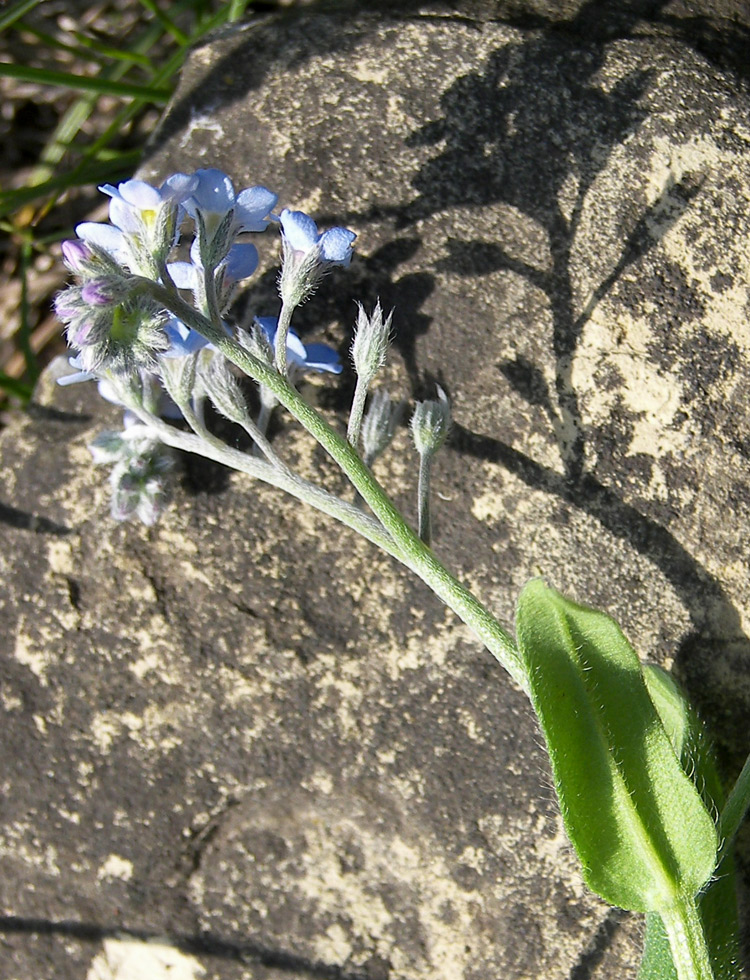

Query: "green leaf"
left=0, top=0, right=42, bottom=33
left=639, top=665, right=741, bottom=980
left=0, top=63, right=170, bottom=101
left=515, top=580, right=718, bottom=912
left=0, top=371, right=33, bottom=401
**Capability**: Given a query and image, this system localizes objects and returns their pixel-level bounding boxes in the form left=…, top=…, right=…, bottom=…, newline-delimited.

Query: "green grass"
left=0, top=0, right=254, bottom=408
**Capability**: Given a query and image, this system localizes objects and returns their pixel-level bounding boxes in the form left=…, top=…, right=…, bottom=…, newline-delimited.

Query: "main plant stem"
left=660, top=900, right=714, bottom=980
left=718, top=751, right=750, bottom=859
left=139, top=279, right=528, bottom=692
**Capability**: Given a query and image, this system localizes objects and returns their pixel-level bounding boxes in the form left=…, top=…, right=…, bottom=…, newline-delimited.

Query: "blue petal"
left=168, top=261, right=198, bottom=290
left=188, top=169, right=236, bottom=215
left=303, top=343, right=343, bottom=374
left=117, top=179, right=163, bottom=210
left=163, top=317, right=209, bottom=356
left=279, top=209, right=319, bottom=252
left=256, top=317, right=279, bottom=345
left=319, top=227, right=356, bottom=265
left=57, top=354, right=96, bottom=387
left=235, top=186, right=278, bottom=232
left=224, top=243, right=258, bottom=282
left=75, top=222, right=130, bottom=265
left=161, top=172, right=199, bottom=202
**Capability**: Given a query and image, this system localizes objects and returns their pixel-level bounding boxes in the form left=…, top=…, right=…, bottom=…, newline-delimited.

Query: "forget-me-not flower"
left=255, top=317, right=342, bottom=374
left=168, top=237, right=259, bottom=293
left=76, top=174, right=198, bottom=273
left=183, top=169, right=277, bottom=240
left=279, top=209, right=356, bottom=267
left=277, top=209, right=356, bottom=309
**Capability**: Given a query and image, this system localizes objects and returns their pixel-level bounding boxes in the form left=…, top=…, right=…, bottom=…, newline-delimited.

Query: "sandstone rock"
left=3, top=4, right=750, bottom=978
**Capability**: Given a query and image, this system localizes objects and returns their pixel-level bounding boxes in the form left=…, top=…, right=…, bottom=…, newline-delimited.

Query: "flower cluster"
left=56, top=168, right=357, bottom=524
left=57, top=166, right=447, bottom=539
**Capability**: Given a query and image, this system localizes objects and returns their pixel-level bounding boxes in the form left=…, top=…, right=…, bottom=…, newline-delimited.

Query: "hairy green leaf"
left=516, top=580, right=717, bottom=912
left=639, top=665, right=740, bottom=980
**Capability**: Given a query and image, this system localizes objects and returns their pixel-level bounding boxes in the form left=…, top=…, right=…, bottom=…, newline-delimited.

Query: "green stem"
left=273, top=301, right=295, bottom=375
left=659, top=899, right=714, bottom=980
left=123, top=399, right=405, bottom=561
left=257, top=396, right=274, bottom=439
left=417, top=450, right=433, bottom=546
left=139, top=279, right=527, bottom=692
left=718, top=751, right=750, bottom=858
left=347, top=374, right=369, bottom=449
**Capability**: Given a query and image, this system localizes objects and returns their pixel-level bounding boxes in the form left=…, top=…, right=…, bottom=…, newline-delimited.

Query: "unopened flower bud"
left=159, top=351, right=198, bottom=410
left=61, top=239, right=92, bottom=273
left=54, top=288, right=83, bottom=321
left=105, top=431, right=174, bottom=525
left=279, top=237, right=324, bottom=308
left=351, top=301, right=392, bottom=385
left=411, top=386, right=451, bottom=457
left=82, top=278, right=123, bottom=307
left=237, top=320, right=274, bottom=365
left=201, top=353, right=250, bottom=425
left=361, top=390, right=403, bottom=466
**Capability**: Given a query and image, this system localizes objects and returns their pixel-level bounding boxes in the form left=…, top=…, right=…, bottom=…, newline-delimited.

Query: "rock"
left=3, top=4, right=750, bottom=979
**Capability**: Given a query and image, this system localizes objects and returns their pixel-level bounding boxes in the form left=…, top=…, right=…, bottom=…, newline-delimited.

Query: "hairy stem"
left=347, top=374, right=369, bottom=449
left=138, top=279, right=527, bottom=691
left=659, top=900, right=714, bottom=980
left=718, top=751, right=750, bottom=858
left=124, top=400, right=405, bottom=561
left=273, top=301, right=295, bottom=376
left=417, top=451, right=433, bottom=546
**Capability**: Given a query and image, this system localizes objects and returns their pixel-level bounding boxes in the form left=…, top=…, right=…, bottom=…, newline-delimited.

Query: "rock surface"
left=3, top=3, right=750, bottom=979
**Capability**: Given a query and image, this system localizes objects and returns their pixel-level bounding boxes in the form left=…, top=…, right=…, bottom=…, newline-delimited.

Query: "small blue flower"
left=162, top=316, right=210, bottom=357
left=76, top=174, right=199, bottom=269
left=74, top=221, right=131, bottom=268
left=57, top=354, right=96, bottom=388
left=168, top=239, right=258, bottom=291
left=279, top=209, right=356, bottom=266
left=255, top=317, right=342, bottom=374
left=99, top=174, right=197, bottom=234
left=183, top=169, right=277, bottom=238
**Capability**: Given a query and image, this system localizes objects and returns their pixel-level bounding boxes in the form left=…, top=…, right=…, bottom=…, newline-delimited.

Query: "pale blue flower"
left=255, top=317, right=342, bottom=374
left=57, top=354, right=95, bottom=388
left=168, top=239, right=258, bottom=291
left=74, top=221, right=131, bottom=267
left=76, top=174, right=198, bottom=268
left=162, top=316, right=210, bottom=357
left=183, top=169, right=277, bottom=238
left=279, top=209, right=356, bottom=266
left=99, top=174, right=197, bottom=234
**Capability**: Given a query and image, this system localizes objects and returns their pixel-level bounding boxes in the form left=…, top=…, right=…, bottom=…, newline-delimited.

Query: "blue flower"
left=99, top=174, right=197, bottom=234
left=168, top=238, right=258, bottom=292
left=76, top=174, right=198, bottom=270
left=74, top=221, right=131, bottom=268
left=183, top=169, right=277, bottom=239
left=279, top=209, right=356, bottom=266
left=255, top=317, right=342, bottom=374
left=162, top=317, right=209, bottom=357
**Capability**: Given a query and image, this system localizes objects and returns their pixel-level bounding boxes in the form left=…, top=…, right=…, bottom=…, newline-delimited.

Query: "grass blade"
left=0, top=0, right=41, bottom=33
left=0, top=62, right=170, bottom=101
left=0, top=371, right=33, bottom=401
left=0, top=150, right=143, bottom=218
left=135, top=0, right=189, bottom=45
left=70, top=31, right=153, bottom=68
